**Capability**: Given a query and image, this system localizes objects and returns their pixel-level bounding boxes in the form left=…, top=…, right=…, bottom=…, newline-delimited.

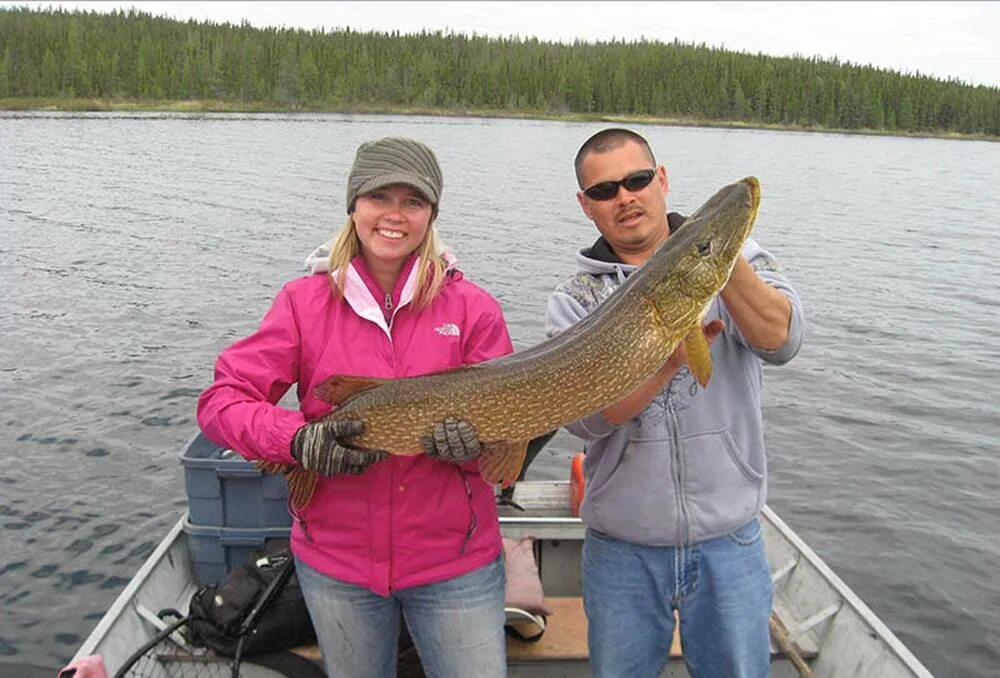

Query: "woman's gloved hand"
left=291, top=420, right=388, bottom=475
left=422, top=417, right=482, bottom=464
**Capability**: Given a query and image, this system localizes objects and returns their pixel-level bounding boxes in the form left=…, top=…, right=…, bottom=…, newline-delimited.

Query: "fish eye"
left=697, top=240, right=712, bottom=256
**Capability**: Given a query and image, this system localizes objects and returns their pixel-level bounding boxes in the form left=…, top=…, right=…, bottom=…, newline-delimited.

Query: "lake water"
left=1, top=112, right=998, bottom=677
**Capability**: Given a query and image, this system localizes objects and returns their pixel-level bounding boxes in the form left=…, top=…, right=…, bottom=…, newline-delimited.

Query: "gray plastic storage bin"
left=183, top=518, right=291, bottom=585
left=181, top=432, right=292, bottom=528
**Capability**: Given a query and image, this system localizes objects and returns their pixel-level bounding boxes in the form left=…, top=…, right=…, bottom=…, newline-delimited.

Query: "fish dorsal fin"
left=684, top=325, right=713, bottom=387
left=314, top=375, right=387, bottom=404
left=479, top=439, right=530, bottom=489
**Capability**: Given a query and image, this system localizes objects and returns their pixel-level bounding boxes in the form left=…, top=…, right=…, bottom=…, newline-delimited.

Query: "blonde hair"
left=327, top=217, right=449, bottom=309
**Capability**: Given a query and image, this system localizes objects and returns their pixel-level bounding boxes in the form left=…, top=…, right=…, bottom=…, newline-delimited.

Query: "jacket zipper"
left=668, top=408, right=688, bottom=604
left=458, top=469, right=478, bottom=555
left=387, top=462, right=395, bottom=592
left=290, top=499, right=314, bottom=543
left=670, top=408, right=689, bottom=546
left=384, top=291, right=392, bottom=311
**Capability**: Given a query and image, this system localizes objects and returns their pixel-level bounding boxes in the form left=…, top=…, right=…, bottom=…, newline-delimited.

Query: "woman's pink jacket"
left=197, top=256, right=513, bottom=596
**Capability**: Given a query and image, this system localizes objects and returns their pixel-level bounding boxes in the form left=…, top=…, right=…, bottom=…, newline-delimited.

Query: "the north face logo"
left=434, top=323, right=460, bottom=337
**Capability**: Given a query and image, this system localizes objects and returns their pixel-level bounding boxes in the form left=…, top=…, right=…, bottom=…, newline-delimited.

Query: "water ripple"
left=1, top=112, right=998, bottom=675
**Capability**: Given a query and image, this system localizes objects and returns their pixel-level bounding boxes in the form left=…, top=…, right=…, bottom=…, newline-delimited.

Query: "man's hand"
left=422, top=417, right=482, bottom=464
left=291, top=420, right=389, bottom=476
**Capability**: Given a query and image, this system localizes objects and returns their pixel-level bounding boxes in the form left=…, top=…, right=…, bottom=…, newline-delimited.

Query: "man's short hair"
left=574, top=128, right=657, bottom=188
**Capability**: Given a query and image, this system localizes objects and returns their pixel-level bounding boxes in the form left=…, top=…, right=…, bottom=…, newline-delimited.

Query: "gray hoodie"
left=546, top=225, right=804, bottom=546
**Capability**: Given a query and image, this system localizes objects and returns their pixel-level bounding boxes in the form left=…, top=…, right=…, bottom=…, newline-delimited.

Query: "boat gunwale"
left=72, top=513, right=187, bottom=661
left=761, top=505, right=933, bottom=678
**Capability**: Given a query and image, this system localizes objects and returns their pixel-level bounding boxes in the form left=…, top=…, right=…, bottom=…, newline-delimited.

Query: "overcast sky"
left=19, top=1, right=1000, bottom=88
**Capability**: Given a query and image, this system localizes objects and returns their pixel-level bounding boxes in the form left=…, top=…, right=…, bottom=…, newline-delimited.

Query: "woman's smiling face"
left=352, top=183, right=434, bottom=269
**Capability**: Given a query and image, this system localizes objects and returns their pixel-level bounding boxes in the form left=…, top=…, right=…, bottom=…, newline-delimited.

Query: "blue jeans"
left=295, top=556, right=506, bottom=678
left=583, top=519, right=773, bottom=678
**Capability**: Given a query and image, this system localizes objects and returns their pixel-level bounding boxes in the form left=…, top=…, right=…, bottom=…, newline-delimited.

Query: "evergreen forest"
left=2, top=6, right=998, bottom=139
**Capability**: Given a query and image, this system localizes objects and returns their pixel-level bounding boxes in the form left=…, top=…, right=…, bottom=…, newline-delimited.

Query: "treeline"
left=2, top=6, right=999, bottom=136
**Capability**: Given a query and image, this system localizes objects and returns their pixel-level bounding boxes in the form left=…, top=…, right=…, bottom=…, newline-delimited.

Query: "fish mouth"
left=715, top=177, right=760, bottom=254
left=739, top=176, right=760, bottom=238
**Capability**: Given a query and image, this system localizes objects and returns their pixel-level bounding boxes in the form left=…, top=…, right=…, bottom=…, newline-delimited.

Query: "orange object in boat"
left=569, top=452, right=585, bottom=516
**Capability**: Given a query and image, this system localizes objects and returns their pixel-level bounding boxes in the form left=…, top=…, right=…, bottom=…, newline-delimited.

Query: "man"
left=546, top=128, right=804, bottom=678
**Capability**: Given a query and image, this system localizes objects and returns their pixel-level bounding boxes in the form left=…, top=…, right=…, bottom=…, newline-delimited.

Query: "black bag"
left=114, top=539, right=321, bottom=678
left=187, top=538, right=316, bottom=657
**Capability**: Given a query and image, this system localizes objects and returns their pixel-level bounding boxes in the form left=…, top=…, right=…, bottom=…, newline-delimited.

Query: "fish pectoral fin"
left=478, top=439, right=530, bottom=489
left=684, top=325, right=713, bottom=387
left=314, top=375, right=388, bottom=404
left=256, top=461, right=317, bottom=510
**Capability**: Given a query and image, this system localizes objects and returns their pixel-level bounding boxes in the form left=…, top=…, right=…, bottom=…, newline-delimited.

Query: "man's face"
left=576, top=140, right=670, bottom=265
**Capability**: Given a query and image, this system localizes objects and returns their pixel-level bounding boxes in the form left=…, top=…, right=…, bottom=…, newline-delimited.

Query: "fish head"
left=646, top=177, right=760, bottom=319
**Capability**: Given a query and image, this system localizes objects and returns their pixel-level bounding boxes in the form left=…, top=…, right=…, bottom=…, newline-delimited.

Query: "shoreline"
left=2, top=97, right=996, bottom=143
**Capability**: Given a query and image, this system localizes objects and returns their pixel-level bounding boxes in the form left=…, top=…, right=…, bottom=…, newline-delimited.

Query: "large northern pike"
left=267, top=176, right=759, bottom=506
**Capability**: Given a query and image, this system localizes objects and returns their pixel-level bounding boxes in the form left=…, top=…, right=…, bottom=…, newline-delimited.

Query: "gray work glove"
left=421, top=417, right=482, bottom=464
left=291, top=420, right=389, bottom=476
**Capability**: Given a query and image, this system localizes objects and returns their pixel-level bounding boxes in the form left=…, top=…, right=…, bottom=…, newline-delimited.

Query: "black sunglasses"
left=583, top=168, right=657, bottom=201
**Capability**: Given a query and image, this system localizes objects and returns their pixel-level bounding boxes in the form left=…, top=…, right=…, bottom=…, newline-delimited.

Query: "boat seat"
left=291, top=599, right=816, bottom=668
left=290, top=644, right=323, bottom=663
left=289, top=598, right=615, bottom=666
left=506, top=598, right=818, bottom=666
left=506, top=596, right=682, bottom=662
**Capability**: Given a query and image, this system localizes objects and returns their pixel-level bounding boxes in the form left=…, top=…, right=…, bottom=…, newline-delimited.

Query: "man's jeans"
left=296, top=556, right=506, bottom=678
left=583, top=518, right=773, bottom=678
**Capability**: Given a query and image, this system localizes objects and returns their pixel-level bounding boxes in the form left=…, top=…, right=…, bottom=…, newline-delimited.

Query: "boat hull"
left=74, top=481, right=932, bottom=678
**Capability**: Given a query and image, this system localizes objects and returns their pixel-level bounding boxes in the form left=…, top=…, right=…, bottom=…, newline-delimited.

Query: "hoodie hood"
left=574, top=212, right=688, bottom=281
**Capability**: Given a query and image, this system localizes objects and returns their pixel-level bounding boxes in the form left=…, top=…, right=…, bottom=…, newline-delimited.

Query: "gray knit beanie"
left=346, top=137, right=443, bottom=215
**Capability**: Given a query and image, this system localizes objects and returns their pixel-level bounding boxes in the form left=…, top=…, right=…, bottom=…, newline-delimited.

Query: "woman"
left=197, top=137, right=511, bottom=677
